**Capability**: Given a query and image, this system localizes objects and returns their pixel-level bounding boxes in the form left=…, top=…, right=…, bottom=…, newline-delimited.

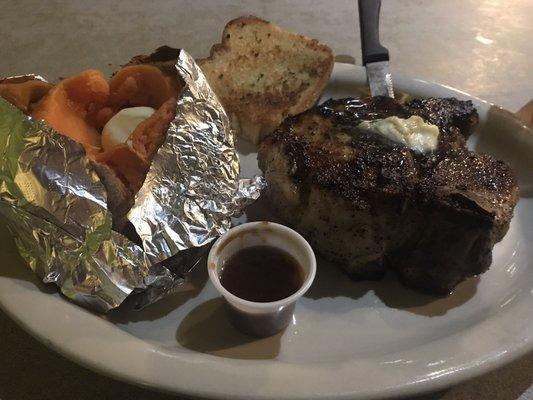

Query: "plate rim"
left=1, top=62, right=532, bottom=400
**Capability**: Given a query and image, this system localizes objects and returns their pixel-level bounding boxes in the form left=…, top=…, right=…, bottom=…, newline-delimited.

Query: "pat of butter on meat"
left=357, top=116, right=440, bottom=153
left=102, top=106, right=155, bottom=151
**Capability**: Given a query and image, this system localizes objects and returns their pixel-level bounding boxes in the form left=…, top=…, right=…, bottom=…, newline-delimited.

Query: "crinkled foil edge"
left=0, top=49, right=264, bottom=312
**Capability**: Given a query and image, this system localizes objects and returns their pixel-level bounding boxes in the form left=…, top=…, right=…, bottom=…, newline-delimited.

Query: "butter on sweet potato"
left=2, top=63, right=181, bottom=195
left=96, top=97, right=177, bottom=191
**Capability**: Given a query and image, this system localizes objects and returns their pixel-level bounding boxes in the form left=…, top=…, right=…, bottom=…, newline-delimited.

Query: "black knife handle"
left=358, top=0, right=389, bottom=65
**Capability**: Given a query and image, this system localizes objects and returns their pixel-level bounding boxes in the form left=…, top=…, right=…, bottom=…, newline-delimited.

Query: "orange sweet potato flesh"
left=0, top=79, right=52, bottom=114
left=17, top=65, right=180, bottom=194
left=32, top=70, right=110, bottom=156
left=109, top=65, right=179, bottom=110
left=94, top=145, right=149, bottom=193
left=132, top=97, right=177, bottom=161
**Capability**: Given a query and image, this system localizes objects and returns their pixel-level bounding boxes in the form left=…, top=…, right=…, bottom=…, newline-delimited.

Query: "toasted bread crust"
left=197, top=16, right=334, bottom=144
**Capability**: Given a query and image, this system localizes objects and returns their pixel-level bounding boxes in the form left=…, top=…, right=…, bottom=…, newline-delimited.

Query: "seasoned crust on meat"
left=258, top=96, right=518, bottom=294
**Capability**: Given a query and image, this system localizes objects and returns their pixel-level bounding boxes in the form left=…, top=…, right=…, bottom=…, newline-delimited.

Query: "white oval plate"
left=1, top=63, right=532, bottom=400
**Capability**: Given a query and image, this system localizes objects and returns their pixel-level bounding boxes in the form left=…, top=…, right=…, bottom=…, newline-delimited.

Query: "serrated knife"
left=358, top=0, right=394, bottom=98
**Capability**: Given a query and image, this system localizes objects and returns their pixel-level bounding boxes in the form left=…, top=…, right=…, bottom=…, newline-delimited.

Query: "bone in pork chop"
left=258, top=96, right=518, bottom=294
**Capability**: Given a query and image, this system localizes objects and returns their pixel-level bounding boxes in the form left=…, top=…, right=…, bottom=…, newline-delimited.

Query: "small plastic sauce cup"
left=208, top=221, right=316, bottom=337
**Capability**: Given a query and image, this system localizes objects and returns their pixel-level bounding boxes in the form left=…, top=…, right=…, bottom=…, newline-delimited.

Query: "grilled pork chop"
left=258, top=97, right=518, bottom=294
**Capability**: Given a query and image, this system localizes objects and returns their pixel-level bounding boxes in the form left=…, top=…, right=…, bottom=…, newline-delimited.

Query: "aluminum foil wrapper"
left=0, top=49, right=264, bottom=312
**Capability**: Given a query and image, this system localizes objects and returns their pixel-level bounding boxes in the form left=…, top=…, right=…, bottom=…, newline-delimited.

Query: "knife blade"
left=358, top=0, right=394, bottom=98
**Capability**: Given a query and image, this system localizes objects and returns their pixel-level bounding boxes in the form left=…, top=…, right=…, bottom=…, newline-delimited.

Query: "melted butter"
left=102, top=106, right=155, bottom=151
left=357, top=116, right=440, bottom=153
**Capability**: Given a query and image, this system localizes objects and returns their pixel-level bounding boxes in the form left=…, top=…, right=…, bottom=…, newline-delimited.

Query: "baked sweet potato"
left=131, top=97, right=177, bottom=161
left=94, top=144, right=149, bottom=193
left=32, top=70, right=110, bottom=155
left=3, top=59, right=182, bottom=224
left=109, top=65, right=179, bottom=110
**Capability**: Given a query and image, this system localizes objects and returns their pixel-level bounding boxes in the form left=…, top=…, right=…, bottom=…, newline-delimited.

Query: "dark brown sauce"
left=220, top=245, right=304, bottom=303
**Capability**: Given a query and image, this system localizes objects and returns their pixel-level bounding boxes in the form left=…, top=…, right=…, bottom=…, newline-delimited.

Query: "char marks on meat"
left=258, top=96, right=518, bottom=294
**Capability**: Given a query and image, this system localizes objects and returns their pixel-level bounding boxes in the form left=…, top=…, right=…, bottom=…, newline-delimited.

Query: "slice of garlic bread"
left=197, top=16, right=334, bottom=144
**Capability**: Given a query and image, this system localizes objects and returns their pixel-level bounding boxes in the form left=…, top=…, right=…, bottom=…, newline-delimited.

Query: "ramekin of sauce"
left=208, top=221, right=316, bottom=337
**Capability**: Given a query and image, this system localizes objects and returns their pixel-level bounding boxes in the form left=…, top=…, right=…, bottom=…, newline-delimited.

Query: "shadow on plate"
left=107, top=254, right=209, bottom=324
left=176, top=297, right=281, bottom=360
left=305, top=256, right=479, bottom=317
left=0, top=224, right=57, bottom=294
left=235, top=137, right=259, bottom=156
